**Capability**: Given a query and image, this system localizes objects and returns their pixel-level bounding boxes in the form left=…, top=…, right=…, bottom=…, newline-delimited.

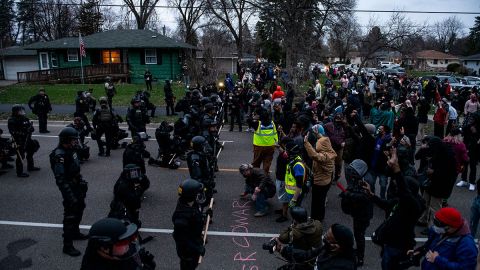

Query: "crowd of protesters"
left=228, top=62, right=480, bottom=269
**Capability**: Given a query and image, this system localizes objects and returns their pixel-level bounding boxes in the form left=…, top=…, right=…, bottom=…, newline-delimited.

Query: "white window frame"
left=145, top=49, right=157, bottom=65
left=67, top=49, right=79, bottom=62
left=51, top=53, right=58, bottom=67
left=39, top=52, right=50, bottom=70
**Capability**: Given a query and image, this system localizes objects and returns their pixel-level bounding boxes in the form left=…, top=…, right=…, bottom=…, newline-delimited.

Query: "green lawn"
left=0, top=82, right=187, bottom=106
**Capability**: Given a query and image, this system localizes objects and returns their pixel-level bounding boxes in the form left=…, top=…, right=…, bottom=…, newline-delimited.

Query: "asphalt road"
left=0, top=121, right=477, bottom=270
left=0, top=104, right=166, bottom=116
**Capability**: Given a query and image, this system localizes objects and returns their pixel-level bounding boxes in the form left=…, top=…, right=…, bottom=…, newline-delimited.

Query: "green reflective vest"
left=253, top=121, right=278, bottom=146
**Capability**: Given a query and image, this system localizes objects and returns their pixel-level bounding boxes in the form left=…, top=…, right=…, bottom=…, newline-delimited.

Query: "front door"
left=39, top=52, right=49, bottom=70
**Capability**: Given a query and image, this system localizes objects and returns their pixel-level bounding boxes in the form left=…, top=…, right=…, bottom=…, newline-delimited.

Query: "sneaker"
left=254, top=211, right=267, bottom=217
left=63, top=246, right=81, bottom=257
left=469, top=184, right=476, bottom=191
left=456, top=180, right=469, bottom=187
left=275, top=216, right=288, bottom=223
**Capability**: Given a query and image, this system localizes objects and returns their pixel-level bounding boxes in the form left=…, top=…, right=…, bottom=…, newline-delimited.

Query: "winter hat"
left=348, top=159, right=368, bottom=178
left=435, top=207, right=463, bottom=229
left=331, top=223, right=354, bottom=250
left=364, top=124, right=376, bottom=135
left=276, top=85, right=283, bottom=92
left=312, top=124, right=325, bottom=136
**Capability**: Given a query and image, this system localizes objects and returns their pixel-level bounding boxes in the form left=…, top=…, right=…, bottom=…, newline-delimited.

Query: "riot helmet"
left=88, top=218, right=139, bottom=260
left=11, top=104, right=25, bottom=116
left=191, top=136, right=206, bottom=152
left=178, top=178, right=205, bottom=204
left=58, top=127, right=79, bottom=146
left=290, top=207, right=308, bottom=223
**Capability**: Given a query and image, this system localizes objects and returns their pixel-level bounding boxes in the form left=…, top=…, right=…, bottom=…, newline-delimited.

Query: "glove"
left=205, top=208, right=213, bottom=218
left=139, top=248, right=156, bottom=269
left=288, top=199, right=297, bottom=208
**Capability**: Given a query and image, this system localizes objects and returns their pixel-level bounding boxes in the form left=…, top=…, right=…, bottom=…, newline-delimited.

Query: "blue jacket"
left=420, top=223, right=477, bottom=270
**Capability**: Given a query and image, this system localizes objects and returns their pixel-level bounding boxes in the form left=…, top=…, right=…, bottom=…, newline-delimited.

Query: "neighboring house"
left=23, top=29, right=197, bottom=83
left=406, top=50, right=459, bottom=71
left=461, top=53, right=480, bottom=75
left=196, top=52, right=256, bottom=74
left=0, top=46, right=38, bottom=81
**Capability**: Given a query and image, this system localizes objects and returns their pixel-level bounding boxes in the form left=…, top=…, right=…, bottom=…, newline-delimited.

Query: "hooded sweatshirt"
left=304, top=136, right=337, bottom=186
left=278, top=219, right=323, bottom=250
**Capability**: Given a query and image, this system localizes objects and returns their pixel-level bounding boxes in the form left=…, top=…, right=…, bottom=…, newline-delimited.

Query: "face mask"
left=19, top=110, right=26, bottom=116
left=432, top=225, right=447, bottom=234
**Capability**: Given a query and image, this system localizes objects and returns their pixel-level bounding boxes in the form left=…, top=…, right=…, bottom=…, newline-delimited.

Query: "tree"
left=79, top=0, right=103, bottom=35
left=170, top=0, right=205, bottom=46
left=433, top=16, right=464, bottom=53
left=17, top=0, right=42, bottom=44
left=205, top=0, right=255, bottom=58
left=328, top=16, right=361, bottom=62
left=123, top=0, right=161, bottom=29
left=252, top=0, right=356, bottom=68
left=467, top=16, right=480, bottom=54
left=0, top=0, right=16, bottom=47
left=358, top=12, right=425, bottom=69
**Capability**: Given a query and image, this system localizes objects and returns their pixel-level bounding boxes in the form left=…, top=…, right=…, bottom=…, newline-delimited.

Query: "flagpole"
left=79, top=33, right=85, bottom=84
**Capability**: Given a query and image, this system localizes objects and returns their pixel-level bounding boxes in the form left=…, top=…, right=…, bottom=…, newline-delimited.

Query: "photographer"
left=407, top=207, right=477, bottom=270
left=279, top=223, right=356, bottom=270
left=364, top=147, right=425, bottom=270
left=267, top=207, right=322, bottom=270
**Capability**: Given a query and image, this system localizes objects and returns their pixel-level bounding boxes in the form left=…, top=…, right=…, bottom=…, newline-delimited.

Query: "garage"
left=0, top=46, right=37, bottom=81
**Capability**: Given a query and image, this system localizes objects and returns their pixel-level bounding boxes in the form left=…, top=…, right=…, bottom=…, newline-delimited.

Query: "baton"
left=198, top=198, right=214, bottom=264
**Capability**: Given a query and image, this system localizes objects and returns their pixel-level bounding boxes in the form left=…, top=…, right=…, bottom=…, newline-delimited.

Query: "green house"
left=23, top=29, right=197, bottom=83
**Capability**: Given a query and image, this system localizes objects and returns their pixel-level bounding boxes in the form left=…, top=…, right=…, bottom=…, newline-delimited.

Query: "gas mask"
left=109, top=233, right=140, bottom=260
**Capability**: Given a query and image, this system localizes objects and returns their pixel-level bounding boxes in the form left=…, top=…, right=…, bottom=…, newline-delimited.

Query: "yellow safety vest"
left=285, top=157, right=305, bottom=195
left=253, top=121, right=278, bottom=146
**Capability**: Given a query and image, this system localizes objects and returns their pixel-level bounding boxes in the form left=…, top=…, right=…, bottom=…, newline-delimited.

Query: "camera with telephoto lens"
left=262, top=239, right=277, bottom=254
left=398, top=253, right=421, bottom=268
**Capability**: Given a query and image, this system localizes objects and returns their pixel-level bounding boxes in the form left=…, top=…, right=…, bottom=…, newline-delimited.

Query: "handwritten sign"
left=231, top=199, right=259, bottom=270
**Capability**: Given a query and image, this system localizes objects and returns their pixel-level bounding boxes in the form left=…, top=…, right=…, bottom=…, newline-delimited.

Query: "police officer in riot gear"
left=80, top=217, right=156, bottom=270
left=123, top=133, right=151, bottom=175
left=172, top=179, right=211, bottom=270
left=187, top=136, right=215, bottom=207
left=92, top=97, right=115, bottom=157
left=202, top=118, right=220, bottom=172
left=127, top=98, right=149, bottom=138
left=28, top=88, right=52, bottom=133
left=135, top=90, right=156, bottom=118
left=50, top=127, right=88, bottom=256
left=108, top=164, right=150, bottom=228
left=75, top=91, right=93, bottom=132
left=67, top=117, right=90, bottom=162
left=8, top=104, right=39, bottom=177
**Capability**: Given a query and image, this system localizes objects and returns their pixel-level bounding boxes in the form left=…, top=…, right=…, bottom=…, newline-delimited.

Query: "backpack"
left=99, top=108, right=113, bottom=122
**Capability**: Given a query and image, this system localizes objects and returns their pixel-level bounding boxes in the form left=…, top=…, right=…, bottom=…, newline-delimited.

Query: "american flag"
left=79, top=33, right=86, bottom=58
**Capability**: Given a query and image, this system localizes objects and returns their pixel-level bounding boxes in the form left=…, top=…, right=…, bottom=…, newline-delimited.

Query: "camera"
left=262, top=239, right=277, bottom=254
left=398, top=253, right=421, bottom=268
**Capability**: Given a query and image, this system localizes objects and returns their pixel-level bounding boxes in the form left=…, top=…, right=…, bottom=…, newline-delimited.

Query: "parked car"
left=384, top=67, right=406, bottom=77
left=436, top=75, right=464, bottom=90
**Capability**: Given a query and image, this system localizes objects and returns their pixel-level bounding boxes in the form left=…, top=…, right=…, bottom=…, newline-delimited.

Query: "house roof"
left=24, top=30, right=197, bottom=50
left=0, top=46, right=37, bottom=56
left=415, top=50, right=458, bottom=60
left=461, top=53, right=480, bottom=61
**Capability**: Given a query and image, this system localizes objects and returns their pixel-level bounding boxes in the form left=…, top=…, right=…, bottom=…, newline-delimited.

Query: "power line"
left=10, top=1, right=480, bottom=15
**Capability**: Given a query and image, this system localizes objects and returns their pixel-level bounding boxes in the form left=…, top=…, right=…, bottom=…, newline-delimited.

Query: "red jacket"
left=433, top=107, right=447, bottom=125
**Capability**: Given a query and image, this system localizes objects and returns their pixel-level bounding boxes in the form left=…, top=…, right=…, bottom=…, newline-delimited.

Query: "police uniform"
left=122, top=139, right=150, bottom=175
left=92, top=105, right=115, bottom=156
left=127, top=101, right=149, bottom=137
left=28, top=92, right=52, bottom=133
left=108, top=165, right=150, bottom=228
left=75, top=92, right=92, bottom=131
left=172, top=180, right=206, bottom=270
left=8, top=111, right=38, bottom=176
left=186, top=141, right=214, bottom=206
left=50, top=133, right=88, bottom=255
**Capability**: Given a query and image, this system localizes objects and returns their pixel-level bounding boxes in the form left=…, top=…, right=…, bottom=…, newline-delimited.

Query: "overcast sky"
left=119, top=0, right=479, bottom=35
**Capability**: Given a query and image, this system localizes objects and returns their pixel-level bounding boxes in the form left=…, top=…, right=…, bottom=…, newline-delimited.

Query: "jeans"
left=462, top=150, right=478, bottom=184
left=365, top=170, right=389, bottom=199
left=470, top=195, right=480, bottom=238
left=245, top=185, right=268, bottom=212
left=382, top=245, right=408, bottom=270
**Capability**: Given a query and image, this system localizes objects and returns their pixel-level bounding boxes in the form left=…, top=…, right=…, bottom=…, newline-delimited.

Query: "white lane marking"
left=216, top=141, right=226, bottom=159
left=0, top=220, right=433, bottom=242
